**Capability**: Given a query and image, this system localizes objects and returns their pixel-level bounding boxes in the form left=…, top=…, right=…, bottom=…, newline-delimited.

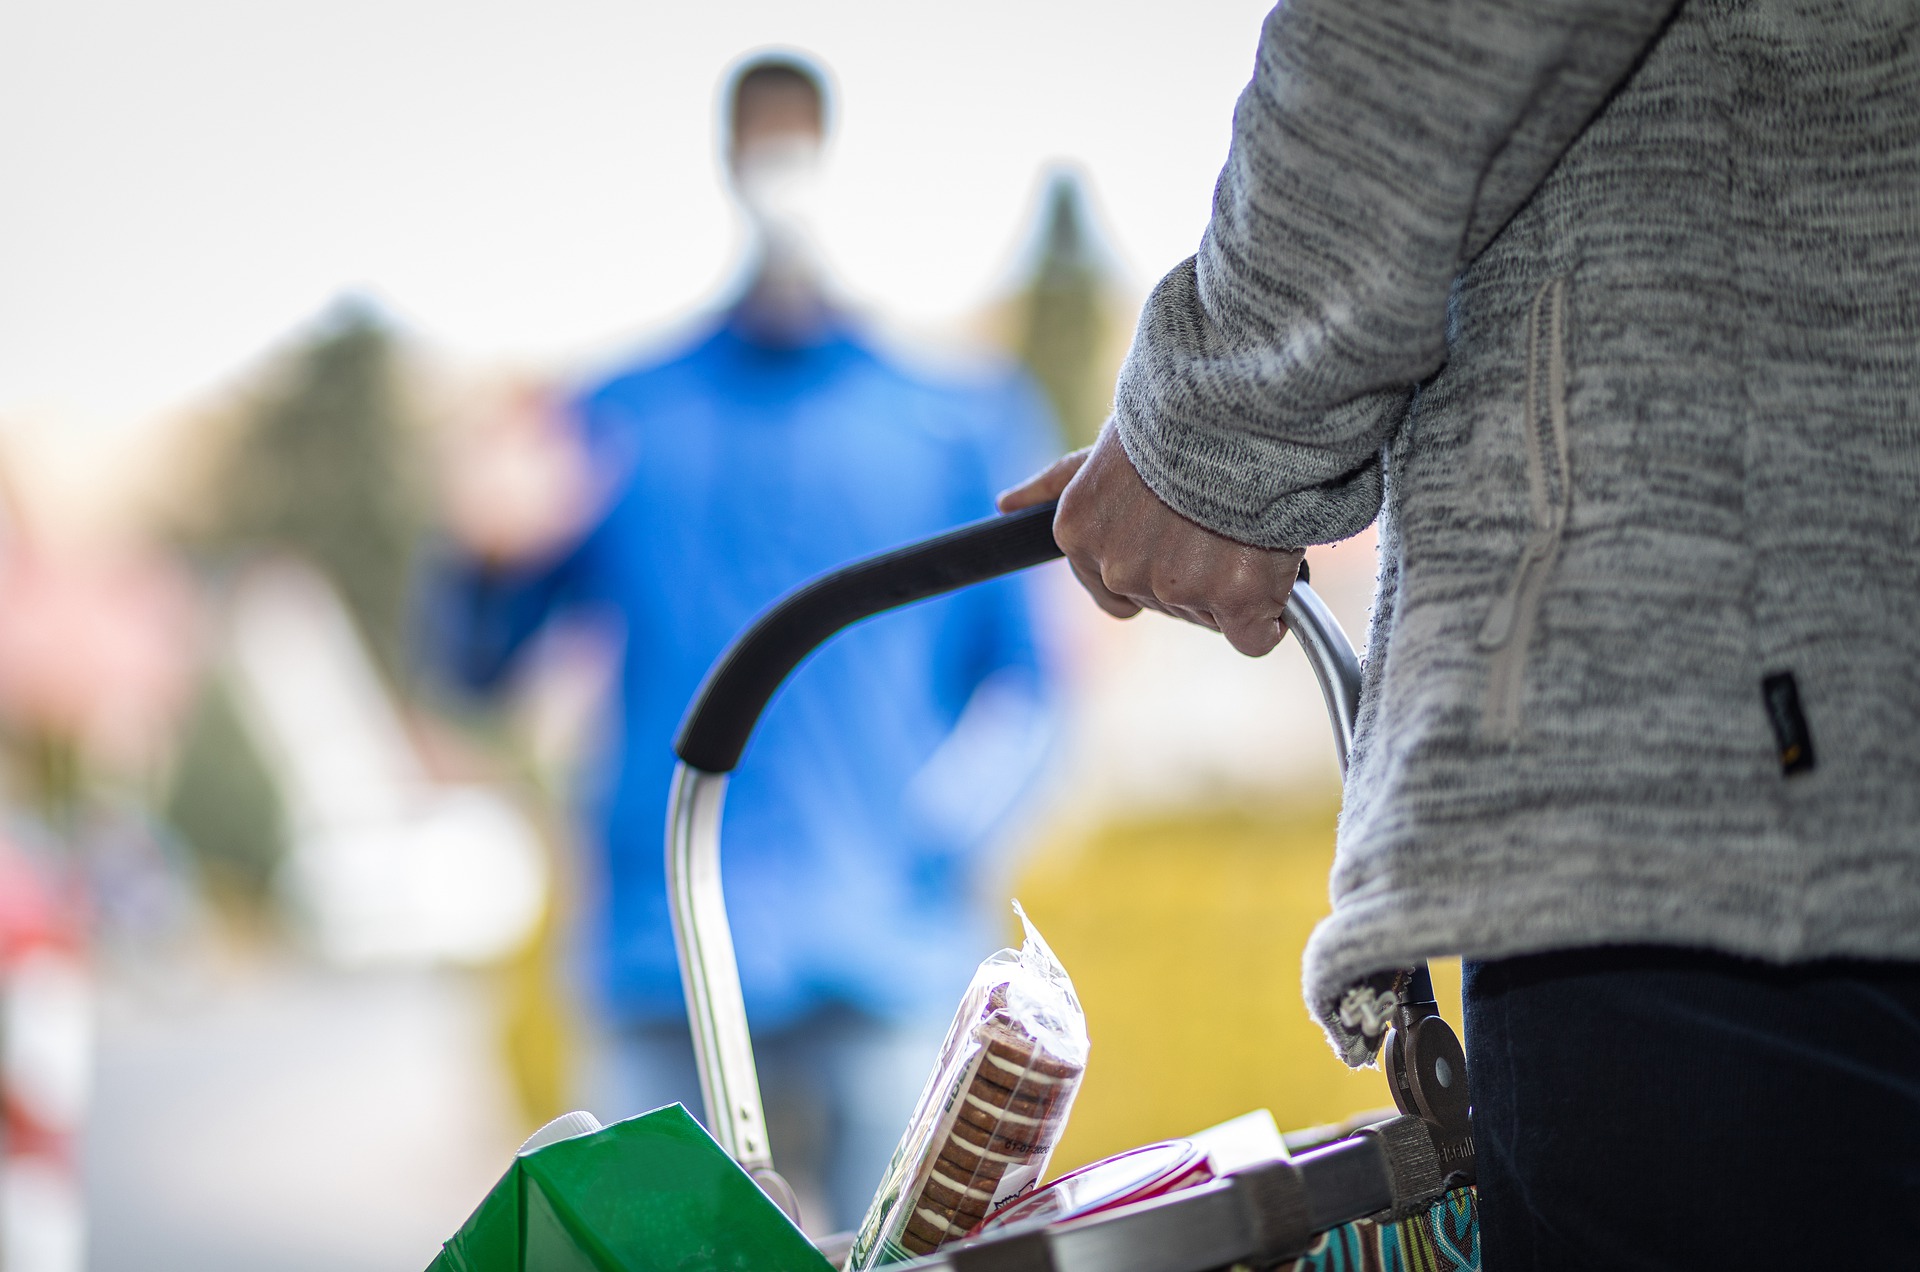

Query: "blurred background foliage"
left=1010, top=172, right=1119, bottom=450
left=205, top=302, right=424, bottom=681
left=162, top=673, right=285, bottom=908
left=164, top=303, right=428, bottom=922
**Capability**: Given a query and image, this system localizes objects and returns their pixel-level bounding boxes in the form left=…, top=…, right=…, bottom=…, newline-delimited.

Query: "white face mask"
left=732, top=135, right=828, bottom=280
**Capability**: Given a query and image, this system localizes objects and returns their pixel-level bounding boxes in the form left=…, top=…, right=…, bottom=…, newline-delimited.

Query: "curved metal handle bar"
left=665, top=504, right=1364, bottom=1204
left=674, top=501, right=1066, bottom=773
left=1283, top=578, right=1362, bottom=773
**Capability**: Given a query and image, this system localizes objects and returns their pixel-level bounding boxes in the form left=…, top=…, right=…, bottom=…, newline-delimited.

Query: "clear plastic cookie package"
left=847, top=904, right=1089, bottom=1267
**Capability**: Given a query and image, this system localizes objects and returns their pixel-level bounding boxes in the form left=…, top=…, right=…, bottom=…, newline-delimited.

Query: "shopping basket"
left=667, top=501, right=1477, bottom=1270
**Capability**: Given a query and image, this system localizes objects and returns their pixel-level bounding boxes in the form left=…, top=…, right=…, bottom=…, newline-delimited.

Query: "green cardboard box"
left=429, top=1104, right=836, bottom=1272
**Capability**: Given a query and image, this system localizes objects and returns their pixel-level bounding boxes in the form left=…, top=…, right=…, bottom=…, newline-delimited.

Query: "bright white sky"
left=1, top=0, right=1274, bottom=443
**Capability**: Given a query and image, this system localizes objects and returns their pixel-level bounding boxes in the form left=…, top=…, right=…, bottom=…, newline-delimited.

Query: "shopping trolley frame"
left=666, top=501, right=1472, bottom=1267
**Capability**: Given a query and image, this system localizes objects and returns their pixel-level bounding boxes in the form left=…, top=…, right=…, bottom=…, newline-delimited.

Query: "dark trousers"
left=1462, top=947, right=1920, bottom=1270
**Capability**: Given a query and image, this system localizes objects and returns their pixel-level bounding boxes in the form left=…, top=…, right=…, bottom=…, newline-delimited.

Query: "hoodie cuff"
left=1114, top=408, right=1385, bottom=550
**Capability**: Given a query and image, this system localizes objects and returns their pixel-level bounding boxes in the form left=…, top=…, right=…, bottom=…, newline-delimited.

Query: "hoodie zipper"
left=1478, top=276, right=1571, bottom=738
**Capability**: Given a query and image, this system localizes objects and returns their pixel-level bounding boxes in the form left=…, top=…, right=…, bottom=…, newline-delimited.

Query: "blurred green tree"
left=163, top=672, right=285, bottom=905
left=166, top=300, right=423, bottom=917
left=1010, top=170, right=1119, bottom=450
left=218, top=300, right=423, bottom=678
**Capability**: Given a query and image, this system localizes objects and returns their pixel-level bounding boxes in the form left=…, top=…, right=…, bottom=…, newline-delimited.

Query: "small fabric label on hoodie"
left=1762, top=672, right=1815, bottom=776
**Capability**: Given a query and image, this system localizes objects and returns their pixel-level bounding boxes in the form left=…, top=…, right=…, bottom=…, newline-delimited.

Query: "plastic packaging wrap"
left=848, top=903, right=1088, bottom=1267
left=972, top=1140, right=1211, bottom=1236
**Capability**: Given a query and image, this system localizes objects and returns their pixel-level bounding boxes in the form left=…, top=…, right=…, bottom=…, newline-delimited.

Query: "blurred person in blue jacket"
left=426, top=55, right=1056, bottom=1229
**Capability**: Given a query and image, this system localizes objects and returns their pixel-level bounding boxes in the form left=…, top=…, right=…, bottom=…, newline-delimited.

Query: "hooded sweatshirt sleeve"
left=1114, top=0, right=1681, bottom=548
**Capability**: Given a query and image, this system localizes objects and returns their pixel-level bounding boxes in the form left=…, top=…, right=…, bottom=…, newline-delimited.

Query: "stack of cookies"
left=896, top=1019, right=1085, bottom=1257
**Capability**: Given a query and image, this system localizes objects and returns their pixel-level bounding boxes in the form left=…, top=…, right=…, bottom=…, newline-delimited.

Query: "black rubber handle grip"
left=674, top=501, right=1063, bottom=773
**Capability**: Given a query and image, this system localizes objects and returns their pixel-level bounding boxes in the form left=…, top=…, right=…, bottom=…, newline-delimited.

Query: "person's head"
left=721, top=54, right=836, bottom=338
left=724, top=55, right=829, bottom=176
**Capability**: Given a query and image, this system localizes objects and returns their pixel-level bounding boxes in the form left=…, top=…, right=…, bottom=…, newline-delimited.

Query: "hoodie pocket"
left=1477, top=276, right=1571, bottom=739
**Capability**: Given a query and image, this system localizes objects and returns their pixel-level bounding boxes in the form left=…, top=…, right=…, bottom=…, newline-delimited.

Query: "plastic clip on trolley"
left=668, top=502, right=1477, bottom=1270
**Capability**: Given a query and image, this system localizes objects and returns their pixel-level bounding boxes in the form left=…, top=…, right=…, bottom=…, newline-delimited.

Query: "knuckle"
left=1102, top=558, right=1150, bottom=597
left=1054, top=519, right=1094, bottom=561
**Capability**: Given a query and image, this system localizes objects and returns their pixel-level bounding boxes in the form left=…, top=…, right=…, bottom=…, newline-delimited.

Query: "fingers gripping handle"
left=666, top=505, right=1365, bottom=1198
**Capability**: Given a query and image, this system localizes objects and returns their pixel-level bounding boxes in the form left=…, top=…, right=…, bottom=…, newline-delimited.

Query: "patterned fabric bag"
left=1267, top=1187, right=1479, bottom=1272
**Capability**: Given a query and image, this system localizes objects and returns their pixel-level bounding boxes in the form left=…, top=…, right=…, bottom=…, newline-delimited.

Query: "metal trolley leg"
left=664, top=764, right=799, bottom=1214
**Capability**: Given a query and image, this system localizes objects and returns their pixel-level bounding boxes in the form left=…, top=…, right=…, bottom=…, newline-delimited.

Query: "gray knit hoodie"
left=1111, top=0, right=1920, bottom=1062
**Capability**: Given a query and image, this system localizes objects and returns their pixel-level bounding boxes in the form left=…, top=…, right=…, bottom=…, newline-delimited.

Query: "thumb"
left=996, top=448, right=1091, bottom=513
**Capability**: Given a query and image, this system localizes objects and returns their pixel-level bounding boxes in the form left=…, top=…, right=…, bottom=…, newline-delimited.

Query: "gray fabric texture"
left=1111, top=0, right=1920, bottom=1060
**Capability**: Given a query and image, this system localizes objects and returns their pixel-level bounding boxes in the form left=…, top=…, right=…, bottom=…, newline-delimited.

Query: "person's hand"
left=440, top=381, right=607, bottom=567
left=997, top=425, right=1304, bottom=657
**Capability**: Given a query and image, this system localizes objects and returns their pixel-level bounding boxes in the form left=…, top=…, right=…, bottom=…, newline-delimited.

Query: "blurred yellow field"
left=1014, top=798, right=1462, bottom=1173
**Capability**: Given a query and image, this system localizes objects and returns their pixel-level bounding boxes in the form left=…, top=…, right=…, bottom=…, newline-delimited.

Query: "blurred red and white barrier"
left=0, top=840, right=90, bottom=1272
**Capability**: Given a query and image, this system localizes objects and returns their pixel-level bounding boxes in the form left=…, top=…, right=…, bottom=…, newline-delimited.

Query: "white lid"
left=517, top=1109, right=604, bottom=1156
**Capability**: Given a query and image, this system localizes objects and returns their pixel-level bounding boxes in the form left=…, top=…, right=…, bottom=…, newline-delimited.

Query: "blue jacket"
left=430, top=317, right=1057, bottom=1029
